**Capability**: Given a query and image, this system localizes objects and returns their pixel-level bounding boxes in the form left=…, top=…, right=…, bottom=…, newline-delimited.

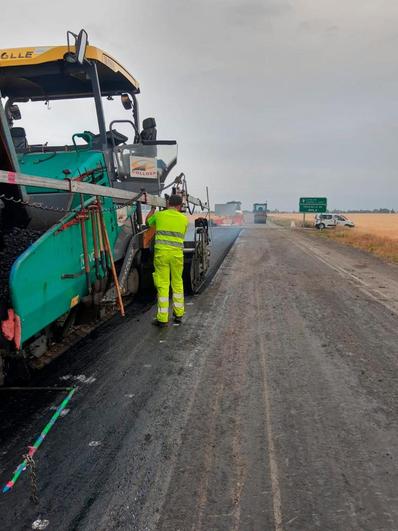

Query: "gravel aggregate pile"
left=0, top=227, right=42, bottom=306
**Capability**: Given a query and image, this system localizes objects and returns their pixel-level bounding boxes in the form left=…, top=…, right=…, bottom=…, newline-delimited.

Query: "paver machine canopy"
left=0, top=29, right=177, bottom=229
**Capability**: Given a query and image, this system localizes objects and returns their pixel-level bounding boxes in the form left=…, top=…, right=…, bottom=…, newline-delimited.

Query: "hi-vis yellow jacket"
left=147, top=209, right=189, bottom=255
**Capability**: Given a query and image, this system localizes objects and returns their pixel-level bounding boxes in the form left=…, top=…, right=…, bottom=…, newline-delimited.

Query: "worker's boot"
left=173, top=314, right=183, bottom=324
left=152, top=319, right=168, bottom=328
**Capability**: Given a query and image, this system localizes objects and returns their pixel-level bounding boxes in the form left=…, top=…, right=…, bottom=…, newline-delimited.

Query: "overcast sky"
left=2, top=0, right=398, bottom=210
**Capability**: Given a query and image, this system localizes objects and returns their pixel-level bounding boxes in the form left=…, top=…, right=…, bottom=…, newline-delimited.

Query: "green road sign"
left=299, top=197, right=327, bottom=213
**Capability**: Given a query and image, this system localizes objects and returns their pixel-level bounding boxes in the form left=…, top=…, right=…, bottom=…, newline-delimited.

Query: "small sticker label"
left=70, top=295, right=79, bottom=308
left=7, top=171, right=16, bottom=183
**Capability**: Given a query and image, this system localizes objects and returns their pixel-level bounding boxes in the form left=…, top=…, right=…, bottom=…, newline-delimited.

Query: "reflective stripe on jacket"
left=147, top=209, right=189, bottom=253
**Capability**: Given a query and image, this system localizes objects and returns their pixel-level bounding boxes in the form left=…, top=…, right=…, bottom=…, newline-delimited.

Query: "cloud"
left=228, top=1, right=293, bottom=27
left=1, top=0, right=397, bottom=210
left=298, top=19, right=339, bottom=34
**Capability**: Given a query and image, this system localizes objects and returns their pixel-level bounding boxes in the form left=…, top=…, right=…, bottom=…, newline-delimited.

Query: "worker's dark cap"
left=169, top=194, right=183, bottom=206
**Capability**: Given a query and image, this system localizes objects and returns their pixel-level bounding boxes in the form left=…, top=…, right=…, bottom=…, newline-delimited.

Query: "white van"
left=314, top=214, right=336, bottom=229
left=331, top=214, right=355, bottom=227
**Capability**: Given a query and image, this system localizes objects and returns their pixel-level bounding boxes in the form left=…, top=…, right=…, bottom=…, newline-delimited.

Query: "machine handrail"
left=0, top=170, right=209, bottom=210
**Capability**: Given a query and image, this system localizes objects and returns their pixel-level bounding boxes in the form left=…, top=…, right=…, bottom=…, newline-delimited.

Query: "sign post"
left=299, top=197, right=327, bottom=227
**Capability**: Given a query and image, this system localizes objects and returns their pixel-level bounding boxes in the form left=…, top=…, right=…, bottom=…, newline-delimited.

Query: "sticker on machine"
left=129, top=156, right=157, bottom=179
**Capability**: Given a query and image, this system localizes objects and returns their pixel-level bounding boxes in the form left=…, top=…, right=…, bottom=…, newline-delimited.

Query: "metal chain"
left=0, top=190, right=145, bottom=214
left=23, top=453, right=39, bottom=505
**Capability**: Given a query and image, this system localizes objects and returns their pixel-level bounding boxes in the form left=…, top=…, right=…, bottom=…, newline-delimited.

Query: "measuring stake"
left=95, top=205, right=107, bottom=272
left=79, top=195, right=92, bottom=294
left=97, top=198, right=125, bottom=317
left=89, top=207, right=101, bottom=280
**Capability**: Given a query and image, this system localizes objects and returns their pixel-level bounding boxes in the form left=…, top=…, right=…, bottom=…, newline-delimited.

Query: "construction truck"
left=0, top=30, right=210, bottom=384
left=213, top=201, right=244, bottom=225
left=253, top=203, right=267, bottom=224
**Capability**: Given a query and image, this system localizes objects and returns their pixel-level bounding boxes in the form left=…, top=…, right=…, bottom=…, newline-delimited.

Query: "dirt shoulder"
left=316, top=226, right=398, bottom=263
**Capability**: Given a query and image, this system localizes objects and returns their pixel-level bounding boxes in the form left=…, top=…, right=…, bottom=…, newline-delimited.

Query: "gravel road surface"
left=0, top=223, right=397, bottom=531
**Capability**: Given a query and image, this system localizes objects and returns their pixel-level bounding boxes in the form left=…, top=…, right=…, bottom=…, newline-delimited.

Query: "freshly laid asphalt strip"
left=0, top=226, right=240, bottom=529
left=0, top=223, right=397, bottom=530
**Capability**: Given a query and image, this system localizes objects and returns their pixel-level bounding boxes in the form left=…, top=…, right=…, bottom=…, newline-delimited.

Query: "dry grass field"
left=271, top=213, right=398, bottom=239
left=270, top=213, right=398, bottom=263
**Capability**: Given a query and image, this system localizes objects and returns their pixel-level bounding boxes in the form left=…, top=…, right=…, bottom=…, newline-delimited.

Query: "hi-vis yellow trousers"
left=153, top=252, right=185, bottom=323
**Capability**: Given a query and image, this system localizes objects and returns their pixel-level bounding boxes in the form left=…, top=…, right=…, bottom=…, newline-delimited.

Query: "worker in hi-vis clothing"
left=146, top=194, right=189, bottom=327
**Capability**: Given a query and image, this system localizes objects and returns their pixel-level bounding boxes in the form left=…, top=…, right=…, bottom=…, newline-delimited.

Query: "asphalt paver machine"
left=0, top=30, right=210, bottom=383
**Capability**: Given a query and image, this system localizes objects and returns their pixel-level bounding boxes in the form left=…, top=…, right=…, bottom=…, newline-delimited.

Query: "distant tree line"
left=267, top=208, right=396, bottom=214
left=329, top=208, right=396, bottom=214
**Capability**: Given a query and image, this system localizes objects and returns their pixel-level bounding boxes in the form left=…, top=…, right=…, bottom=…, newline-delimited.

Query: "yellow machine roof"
left=0, top=45, right=140, bottom=100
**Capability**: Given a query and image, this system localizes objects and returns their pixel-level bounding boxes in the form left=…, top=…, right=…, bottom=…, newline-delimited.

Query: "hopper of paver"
left=0, top=93, right=35, bottom=320
left=0, top=228, right=43, bottom=309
